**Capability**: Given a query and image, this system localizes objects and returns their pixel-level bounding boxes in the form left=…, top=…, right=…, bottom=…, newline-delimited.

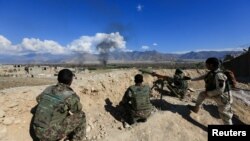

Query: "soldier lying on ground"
left=32, top=69, right=86, bottom=141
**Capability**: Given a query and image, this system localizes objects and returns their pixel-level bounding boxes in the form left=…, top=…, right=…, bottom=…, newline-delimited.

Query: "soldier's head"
left=175, top=68, right=183, bottom=75
left=58, top=69, right=74, bottom=86
left=205, top=57, right=219, bottom=70
left=134, top=74, right=143, bottom=84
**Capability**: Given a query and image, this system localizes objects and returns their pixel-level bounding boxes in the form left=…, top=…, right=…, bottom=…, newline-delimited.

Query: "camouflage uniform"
left=33, top=83, right=86, bottom=141
left=121, top=85, right=152, bottom=124
left=194, top=69, right=233, bottom=125
left=168, top=73, right=188, bottom=99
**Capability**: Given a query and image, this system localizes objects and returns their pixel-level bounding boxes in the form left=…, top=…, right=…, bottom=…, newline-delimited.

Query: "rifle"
left=138, top=69, right=155, bottom=75
left=139, top=69, right=170, bottom=80
left=139, top=69, right=191, bottom=80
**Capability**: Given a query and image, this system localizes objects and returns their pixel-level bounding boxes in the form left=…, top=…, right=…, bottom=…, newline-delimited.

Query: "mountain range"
left=0, top=50, right=243, bottom=64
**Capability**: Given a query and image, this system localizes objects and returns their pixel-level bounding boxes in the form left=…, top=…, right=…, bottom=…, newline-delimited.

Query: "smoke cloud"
left=66, top=32, right=126, bottom=65
left=0, top=33, right=126, bottom=64
left=95, top=32, right=126, bottom=65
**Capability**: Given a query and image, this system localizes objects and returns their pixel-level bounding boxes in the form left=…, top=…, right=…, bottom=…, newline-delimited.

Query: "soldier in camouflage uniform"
left=152, top=68, right=188, bottom=99
left=188, top=57, right=233, bottom=125
left=120, top=74, right=153, bottom=125
left=32, top=69, right=86, bottom=141
left=169, top=69, right=188, bottom=99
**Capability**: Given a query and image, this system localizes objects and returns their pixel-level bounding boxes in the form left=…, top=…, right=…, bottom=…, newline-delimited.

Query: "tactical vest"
left=129, top=85, right=152, bottom=111
left=204, top=71, right=230, bottom=92
left=34, top=86, right=73, bottom=128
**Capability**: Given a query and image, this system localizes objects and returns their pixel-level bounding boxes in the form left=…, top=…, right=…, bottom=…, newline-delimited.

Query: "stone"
left=3, top=117, right=15, bottom=125
left=86, top=125, right=91, bottom=133
left=14, top=119, right=22, bottom=124
left=8, top=102, right=18, bottom=108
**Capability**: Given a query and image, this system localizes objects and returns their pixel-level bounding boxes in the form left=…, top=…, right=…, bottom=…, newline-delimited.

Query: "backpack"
left=34, top=86, right=72, bottom=128
left=129, top=85, right=152, bottom=111
left=205, top=70, right=237, bottom=92
left=223, top=70, right=237, bottom=89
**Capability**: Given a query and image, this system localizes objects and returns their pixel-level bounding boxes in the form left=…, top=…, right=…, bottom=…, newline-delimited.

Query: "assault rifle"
left=139, top=69, right=191, bottom=80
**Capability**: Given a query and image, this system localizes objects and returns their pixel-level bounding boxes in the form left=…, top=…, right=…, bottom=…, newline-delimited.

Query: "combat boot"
left=188, top=105, right=200, bottom=113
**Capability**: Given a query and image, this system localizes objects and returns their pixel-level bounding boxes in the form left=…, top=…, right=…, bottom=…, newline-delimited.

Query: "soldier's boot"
left=188, top=105, right=200, bottom=113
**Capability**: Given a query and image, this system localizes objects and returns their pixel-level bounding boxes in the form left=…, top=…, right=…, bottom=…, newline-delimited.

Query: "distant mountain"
left=0, top=50, right=243, bottom=64
left=179, top=51, right=243, bottom=59
left=109, top=50, right=179, bottom=61
left=0, top=53, right=70, bottom=64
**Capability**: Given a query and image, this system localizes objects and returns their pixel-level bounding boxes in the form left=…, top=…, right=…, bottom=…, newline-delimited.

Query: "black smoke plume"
left=96, top=39, right=119, bottom=66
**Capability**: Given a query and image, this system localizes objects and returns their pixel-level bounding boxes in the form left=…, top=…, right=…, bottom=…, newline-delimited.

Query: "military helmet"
left=175, top=68, right=183, bottom=74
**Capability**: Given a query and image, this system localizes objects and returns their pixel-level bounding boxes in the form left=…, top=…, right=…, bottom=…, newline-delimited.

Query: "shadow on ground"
left=29, top=105, right=39, bottom=141
left=104, top=98, right=125, bottom=123
left=151, top=99, right=207, bottom=132
left=203, top=104, right=246, bottom=124
left=153, top=88, right=177, bottom=98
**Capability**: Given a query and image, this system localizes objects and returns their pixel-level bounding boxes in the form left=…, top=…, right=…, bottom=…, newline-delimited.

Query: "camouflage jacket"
left=191, top=69, right=233, bottom=103
left=35, top=83, right=82, bottom=127
left=202, top=69, right=232, bottom=103
left=36, top=83, right=82, bottom=113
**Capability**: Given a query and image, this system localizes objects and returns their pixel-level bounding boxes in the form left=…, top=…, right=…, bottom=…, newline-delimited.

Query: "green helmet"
left=175, top=68, right=183, bottom=74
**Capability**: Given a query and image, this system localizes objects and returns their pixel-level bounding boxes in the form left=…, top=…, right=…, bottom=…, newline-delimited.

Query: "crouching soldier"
left=120, top=74, right=153, bottom=125
left=152, top=68, right=189, bottom=100
left=32, top=69, right=86, bottom=141
left=169, top=68, right=188, bottom=99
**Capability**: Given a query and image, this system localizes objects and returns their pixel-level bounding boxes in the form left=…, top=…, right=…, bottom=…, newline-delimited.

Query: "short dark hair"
left=205, top=57, right=219, bottom=68
left=58, top=69, right=74, bottom=85
left=134, top=74, right=143, bottom=84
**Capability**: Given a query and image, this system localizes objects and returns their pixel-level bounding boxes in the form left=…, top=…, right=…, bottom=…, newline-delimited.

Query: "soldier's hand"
left=68, top=110, right=73, bottom=115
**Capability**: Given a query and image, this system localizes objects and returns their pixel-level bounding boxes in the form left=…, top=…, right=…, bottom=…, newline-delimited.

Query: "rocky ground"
left=0, top=69, right=249, bottom=141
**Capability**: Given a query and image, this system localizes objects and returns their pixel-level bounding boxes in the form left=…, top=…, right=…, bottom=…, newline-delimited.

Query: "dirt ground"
left=0, top=77, right=56, bottom=90
left=0, top=69, right=249, bottom=141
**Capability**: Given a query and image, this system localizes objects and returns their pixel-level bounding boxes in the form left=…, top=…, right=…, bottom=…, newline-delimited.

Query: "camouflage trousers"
left=129, top=109, right=152, bottom=124
left=34, top=111, right=86, bottom=141
left=196, top=91, right=233, bottom=125
left=167, top=85, right=187, bottom=99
